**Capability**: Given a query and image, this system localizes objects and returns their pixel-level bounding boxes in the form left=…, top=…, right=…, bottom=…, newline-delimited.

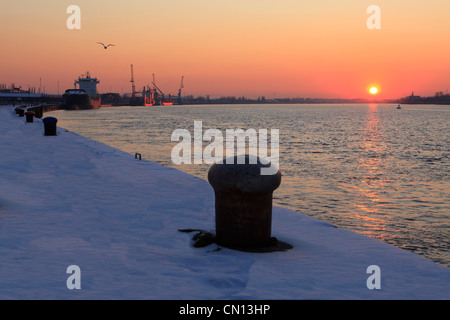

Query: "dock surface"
left=0, top=106, right=449, bottom=299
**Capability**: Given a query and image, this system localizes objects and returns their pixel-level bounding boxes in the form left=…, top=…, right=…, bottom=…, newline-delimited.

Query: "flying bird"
left=97, top=42, right=115, bottom=49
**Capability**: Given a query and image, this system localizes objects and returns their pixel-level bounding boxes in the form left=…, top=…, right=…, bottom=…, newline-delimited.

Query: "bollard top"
left=42, top=117, right=58, bottom=124
left=208, top=155, right=281, bottom=194
left=24, top=111, right=35, bottom=115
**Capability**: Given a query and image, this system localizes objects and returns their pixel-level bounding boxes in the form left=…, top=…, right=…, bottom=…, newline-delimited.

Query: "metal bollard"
left=208, top=155, right=282, bottom=249
left=15, top=107, right=25, bottom=117
left=42, top=117, right=58, bottom=136
left=24, top=111, right=35, bottom=123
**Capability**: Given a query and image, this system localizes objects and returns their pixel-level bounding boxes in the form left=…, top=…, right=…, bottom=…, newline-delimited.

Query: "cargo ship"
left=146, top=78, right=175, bottom=106
left=160, top=97, right=174, bottom=106
left=62, top=89, right=101, bottom=110
left=143, top=87, right=174, bottom=106
left=144, top=95, right=154, bottom=106
left=61, top=72, right=101, bottom=110
left=151, top=96, right=175, bottom=106
left=144, top=88, right=155, bottom=106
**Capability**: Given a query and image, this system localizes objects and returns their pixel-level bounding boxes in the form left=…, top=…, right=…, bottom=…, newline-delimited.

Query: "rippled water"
left=49, top=104, right=450, bottom=267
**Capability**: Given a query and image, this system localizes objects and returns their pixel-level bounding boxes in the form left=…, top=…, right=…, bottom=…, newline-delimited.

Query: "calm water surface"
left=49, top=104, right=450, bottom=267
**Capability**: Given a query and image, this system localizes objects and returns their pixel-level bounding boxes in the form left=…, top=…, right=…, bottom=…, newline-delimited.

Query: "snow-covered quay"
left=0, top=106, right=449, bottom=300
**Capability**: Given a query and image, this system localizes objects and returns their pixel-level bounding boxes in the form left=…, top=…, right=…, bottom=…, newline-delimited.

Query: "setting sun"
left=370, top=87, right=378, bottom=95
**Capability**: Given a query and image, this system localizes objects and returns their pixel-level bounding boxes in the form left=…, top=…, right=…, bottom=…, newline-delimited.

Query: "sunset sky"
left=1, top=0, right=449, bottom=99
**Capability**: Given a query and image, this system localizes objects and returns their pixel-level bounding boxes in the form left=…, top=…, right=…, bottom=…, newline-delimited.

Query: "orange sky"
left=1, top=0, right=449, bottom=99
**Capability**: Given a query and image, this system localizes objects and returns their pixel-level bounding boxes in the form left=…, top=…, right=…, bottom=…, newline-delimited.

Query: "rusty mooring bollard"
left=24, top=111, right=35, bottom=123
left=208, top=155, right=282, bottom=249
left=15, top=107, right=25, bottom=117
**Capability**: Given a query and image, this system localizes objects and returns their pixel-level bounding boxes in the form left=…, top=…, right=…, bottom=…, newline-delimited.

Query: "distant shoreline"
left=2, top=90, right=450, bottom=107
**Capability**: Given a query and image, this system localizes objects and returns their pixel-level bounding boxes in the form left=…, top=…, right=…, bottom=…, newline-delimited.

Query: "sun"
left=370, top=87, right=378, bottom=95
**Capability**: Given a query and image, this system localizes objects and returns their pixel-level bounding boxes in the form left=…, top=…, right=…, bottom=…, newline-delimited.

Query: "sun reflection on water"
left=351, top=104, right=391, bottom=239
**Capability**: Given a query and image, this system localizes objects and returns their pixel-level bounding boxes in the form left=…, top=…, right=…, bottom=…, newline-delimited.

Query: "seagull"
left=97, top=42, right=115, bottom=49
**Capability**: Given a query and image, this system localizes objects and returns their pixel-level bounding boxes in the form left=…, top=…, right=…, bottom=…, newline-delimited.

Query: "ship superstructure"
left=61, top=72, right=101, bottom=110
left=75, top=72, right=100, bottom=98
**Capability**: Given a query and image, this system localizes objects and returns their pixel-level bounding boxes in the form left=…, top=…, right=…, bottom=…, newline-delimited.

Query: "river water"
left=49, top=104, right=449, bottom=267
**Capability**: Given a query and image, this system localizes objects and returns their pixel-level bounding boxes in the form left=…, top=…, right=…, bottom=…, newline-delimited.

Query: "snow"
left=0, top=105, right=449, bottom=300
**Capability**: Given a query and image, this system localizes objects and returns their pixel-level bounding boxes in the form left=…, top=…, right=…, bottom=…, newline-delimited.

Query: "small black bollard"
left=24, top=111, right=35, bottom=123
left=208, top=155, right=282, bottom=249
left=15, top=108, right=25, bottom=117
left=42, top=117, right=58, bottom=136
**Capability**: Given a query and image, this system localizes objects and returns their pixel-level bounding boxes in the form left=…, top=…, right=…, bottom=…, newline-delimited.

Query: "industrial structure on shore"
left=2, top=67, right=449, bottom=106
left=0, top=64, right=185, bottom=108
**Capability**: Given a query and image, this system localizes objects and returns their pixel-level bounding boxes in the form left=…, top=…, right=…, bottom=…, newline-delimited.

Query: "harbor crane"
left=152, top=82, right=165, bottom=99
left=130, top=64, right=136, bottom=101
left=150, top=74, right=175, bottom=105
left=151, top=74, right=165, bottom=100
left=178, top=76, right=184, bottom=105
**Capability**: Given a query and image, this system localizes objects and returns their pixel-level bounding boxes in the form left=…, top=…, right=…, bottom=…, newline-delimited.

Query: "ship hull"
left=152, top=98, right=174, bottom=106
left=144, top=96, right=154, bottom=106
left=144, top=90, right=174, bottom=106
left=61, top=90, right=101, bottom=110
